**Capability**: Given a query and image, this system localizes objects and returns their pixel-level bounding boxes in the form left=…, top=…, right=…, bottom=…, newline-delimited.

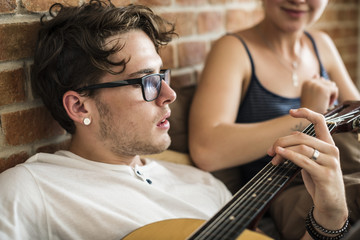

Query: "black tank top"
left=230, top=32, right=329, bottom=183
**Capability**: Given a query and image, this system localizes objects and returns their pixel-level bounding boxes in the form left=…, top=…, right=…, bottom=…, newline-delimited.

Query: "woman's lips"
left=282, top=7, right=307, bottom=18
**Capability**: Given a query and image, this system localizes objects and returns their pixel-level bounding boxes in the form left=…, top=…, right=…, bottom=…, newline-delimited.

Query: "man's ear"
left=63, top=91, right=92, bottom=124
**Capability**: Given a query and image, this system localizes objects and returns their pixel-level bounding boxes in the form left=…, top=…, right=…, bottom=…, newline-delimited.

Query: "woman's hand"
left=301, top=76, right=339, bottom=114
left=267, top=108, right=348, bottom=234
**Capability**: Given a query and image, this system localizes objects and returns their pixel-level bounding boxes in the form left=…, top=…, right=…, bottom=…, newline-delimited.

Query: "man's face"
left=90, top=30, right=176, bottom=157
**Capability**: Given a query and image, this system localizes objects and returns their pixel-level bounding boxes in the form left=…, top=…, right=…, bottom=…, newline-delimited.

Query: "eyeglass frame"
left=75, top=69, right=171, bottom=102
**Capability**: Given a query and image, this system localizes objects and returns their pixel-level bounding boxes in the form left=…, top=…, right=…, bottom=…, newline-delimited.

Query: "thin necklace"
left=260, top=32, right=302, bottom=87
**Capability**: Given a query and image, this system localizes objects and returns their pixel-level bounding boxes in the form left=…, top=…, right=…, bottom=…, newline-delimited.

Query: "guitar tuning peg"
left=353, top=118, right=360, bottom=130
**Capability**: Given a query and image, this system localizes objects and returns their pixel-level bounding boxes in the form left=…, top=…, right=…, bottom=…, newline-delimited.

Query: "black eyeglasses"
left=75, top=69, right=171, bottom=102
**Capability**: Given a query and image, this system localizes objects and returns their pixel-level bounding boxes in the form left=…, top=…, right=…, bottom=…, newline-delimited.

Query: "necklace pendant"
left=292, top=61, right=298, bottom=69
left=292, top=72, right=298, bottom=87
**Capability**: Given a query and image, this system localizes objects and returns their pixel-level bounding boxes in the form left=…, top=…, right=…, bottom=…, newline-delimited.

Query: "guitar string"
left=223, top=125, right=344, bottom=239
left=215, top=125, right=338, bottom=239
left=191, top=109, right=359, bottom=239
left=194, top=124, right=317, bottom=239
left=193, top=122, right=340, bottom=239
left=220, top=123, right=338, bottom=238
left=193, top=144, right=306, bottom=239
left=215, top=110, right=360, bottom=238
left=221, top=161, right=294, bottom=238
left=205, top=164, right=281, bottom=238
left=200, top=157, right=302, bottom=239
left=208, top=124, right=347, bottom=239
left=220, top=137, right=310, bottom=238
left=192, top=161, right=288, bottom=239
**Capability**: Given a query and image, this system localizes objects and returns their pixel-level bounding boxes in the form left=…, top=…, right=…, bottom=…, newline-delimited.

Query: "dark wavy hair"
left=32, top=0, right=176, bottom=134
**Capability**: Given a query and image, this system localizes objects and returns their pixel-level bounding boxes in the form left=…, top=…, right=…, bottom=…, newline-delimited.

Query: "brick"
left=0, top=0, right=16, bottom=13
left=336, top=42, right=358, bottom=58
left=22, top=0, right=79, bottom=12
left=0, top=22, right=40, bottom=62
left=338, top=9, right=358, bottom=21
left=231, top=0, right=256, bottom=2
left=0, top=68, right=26, bottom=106
left=0, top=151, right=29, bottom=173
left=197, top=11, right=223, bottom=34
left=175, top=0, right=206, bottom=5
left=1, top=107, right=65, bottom=146
left=320, top=4, right=359, bottom=23
left=161, top=12, right=195, bottom=37
left=159, top=44, right=175, bottom=69
left=226, top=9, right=263, bottom=32
left=134, top=0, right=171, bottom=6
left=325, top=26, right=358, bottom=42
left=319, top=9, right=337, bottom=22
left=209, top=0, right=227, bottom=4
left=177, top=41, right=207, bottom=67
left=36, top=138, right=71, bottom=153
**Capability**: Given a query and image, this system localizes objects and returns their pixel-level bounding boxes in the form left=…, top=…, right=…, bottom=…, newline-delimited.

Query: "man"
left=0, top=1, right=350, bottom=239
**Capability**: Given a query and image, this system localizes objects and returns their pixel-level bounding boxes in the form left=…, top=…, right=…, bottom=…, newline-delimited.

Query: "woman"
left=189, top=1, right=360, bottom=238
left=189, top=0, right=360, bottom=183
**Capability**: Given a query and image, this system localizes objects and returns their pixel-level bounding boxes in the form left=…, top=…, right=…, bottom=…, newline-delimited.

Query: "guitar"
left=124, top=101, right=360, bottom=240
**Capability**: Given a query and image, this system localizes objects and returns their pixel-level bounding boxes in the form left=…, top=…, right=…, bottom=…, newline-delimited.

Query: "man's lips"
left=157, top=112, right=171, bottom=127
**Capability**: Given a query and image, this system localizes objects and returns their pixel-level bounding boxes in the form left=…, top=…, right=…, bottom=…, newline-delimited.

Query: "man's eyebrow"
left=128, top=68, right=155, bottom=78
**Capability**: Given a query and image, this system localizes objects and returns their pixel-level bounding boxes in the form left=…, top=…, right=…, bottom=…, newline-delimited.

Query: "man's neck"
left=68, top=135, right=144, bottom=167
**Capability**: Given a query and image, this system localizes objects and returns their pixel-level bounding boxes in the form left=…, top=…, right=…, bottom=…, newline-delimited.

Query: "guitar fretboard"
left=189, top=122, right=337, bottom=240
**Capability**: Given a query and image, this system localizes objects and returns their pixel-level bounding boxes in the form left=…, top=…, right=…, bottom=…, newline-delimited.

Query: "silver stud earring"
left=83, top=117, right=91, bottom=126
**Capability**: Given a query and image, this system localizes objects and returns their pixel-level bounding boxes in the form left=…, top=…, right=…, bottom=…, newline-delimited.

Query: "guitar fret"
left=188, top=102, right=360, bottom=240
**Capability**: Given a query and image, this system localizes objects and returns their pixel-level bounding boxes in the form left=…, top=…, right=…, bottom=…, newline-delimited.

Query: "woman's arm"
left=189, top=35, right=310, bottom=171
left=312, top=30, right=360, bottom=102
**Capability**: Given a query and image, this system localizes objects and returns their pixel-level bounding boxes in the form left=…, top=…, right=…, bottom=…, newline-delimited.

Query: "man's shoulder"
left=0, top=160, right=43, bottom=202
left=0, top=157, right=38, bottom=182
left=0, top=151, right=74, bottom=187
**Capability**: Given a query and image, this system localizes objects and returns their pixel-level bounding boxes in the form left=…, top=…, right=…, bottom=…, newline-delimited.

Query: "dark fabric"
left=228, top=33, right=329, bottom=184
left=168, top=85, right=196, bottom=153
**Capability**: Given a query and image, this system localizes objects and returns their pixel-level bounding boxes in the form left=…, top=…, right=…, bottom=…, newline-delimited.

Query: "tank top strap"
left=226, top=33, right=256, bottom=76
left=304, top=31, right=329, bottom=79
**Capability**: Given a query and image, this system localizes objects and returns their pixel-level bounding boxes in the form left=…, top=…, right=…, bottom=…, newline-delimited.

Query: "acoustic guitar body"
left=123, top=218, right=273, bottom=240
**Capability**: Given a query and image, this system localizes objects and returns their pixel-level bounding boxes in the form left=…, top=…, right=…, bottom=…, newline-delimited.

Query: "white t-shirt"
left=0, top=150, right=231, bottom=240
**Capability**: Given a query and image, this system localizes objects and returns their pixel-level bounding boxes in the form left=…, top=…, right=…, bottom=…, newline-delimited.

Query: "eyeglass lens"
left=143, top=71, right=170, bottom=101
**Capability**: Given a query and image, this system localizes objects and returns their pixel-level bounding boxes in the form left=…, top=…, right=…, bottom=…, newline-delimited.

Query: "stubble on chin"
left=95, top=99, right=171, bottom=157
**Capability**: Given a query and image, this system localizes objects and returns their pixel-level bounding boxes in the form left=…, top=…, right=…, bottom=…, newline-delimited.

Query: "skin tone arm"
left=269, top=108, right=348, bottom=240
left=189, top=35, right=329, bottom=171
left=189, top=31, right=360, bottom=172
left=311, top=31, right=360, bottom=102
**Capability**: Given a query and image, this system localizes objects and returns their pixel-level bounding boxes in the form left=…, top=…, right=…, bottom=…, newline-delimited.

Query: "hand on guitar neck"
left=268, top=107, right=350, bottom=240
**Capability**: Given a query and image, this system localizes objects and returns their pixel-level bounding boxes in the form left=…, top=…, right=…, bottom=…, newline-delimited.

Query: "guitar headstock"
left=325, top=101, right=360, bottom=134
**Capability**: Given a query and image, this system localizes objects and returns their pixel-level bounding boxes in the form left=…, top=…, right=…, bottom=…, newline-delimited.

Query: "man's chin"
left=139, top=139, right=171, bottom=156
left=151, top=141, right=171, bottom=155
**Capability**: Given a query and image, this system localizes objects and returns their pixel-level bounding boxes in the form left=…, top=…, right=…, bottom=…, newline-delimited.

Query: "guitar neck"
left=188, top=124, right=325, bottom=240
left=189, top=101, right=360, bottom=240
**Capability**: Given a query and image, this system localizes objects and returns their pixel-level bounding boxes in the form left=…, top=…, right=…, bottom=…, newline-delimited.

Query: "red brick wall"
left=0, top=0, right=359, bottom=172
